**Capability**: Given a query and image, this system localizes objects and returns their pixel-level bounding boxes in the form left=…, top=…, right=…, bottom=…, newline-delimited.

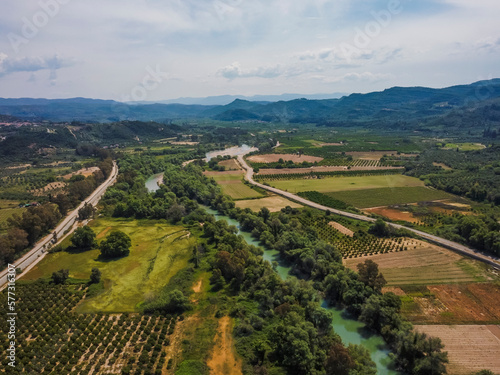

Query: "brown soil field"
left=219, top=159, right=241, bottom=170
left=414, top=325, right=500, bottom=375
left=344, top=241, right=478, bottom=285
left=257, top=165, right=402, bottom=175
left=363, top=207, right=420, bottom=223
left=247, top=153, right=323, bottom=163
left=401, top=283, right=500, bottom=324
left=427, top=284, right=500, bottom=323
left=207, top=316, right=243, bottom=375
left=62, top=166, right=100, bottom=180
left=235, top=195, right=303, bottom=212
left=328, top=221, right=354, bottom=237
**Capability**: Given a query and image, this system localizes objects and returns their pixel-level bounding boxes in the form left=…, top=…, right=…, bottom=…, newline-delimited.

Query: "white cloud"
left=0, top=0, right=499, bottom=99
left=0, top=54, right=75, bottom=77
left=314, top=71, right=392, bottom=84
left=218, top=62, right=284, bottom=80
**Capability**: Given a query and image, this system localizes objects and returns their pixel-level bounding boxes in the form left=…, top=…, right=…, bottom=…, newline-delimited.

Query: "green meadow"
left=24, top=218, right=196, bottom=312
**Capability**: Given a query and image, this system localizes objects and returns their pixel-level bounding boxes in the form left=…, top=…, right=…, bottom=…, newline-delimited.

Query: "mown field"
left=344, top=241, right=485, bottom=286
left=269, top=174, right=424, bottom=194
left=235, top=195, right=303, bottom=212
left=414, top=325, right=500, bottom=375
left=24, top=218, right=196, bottom=312
left=328, top=186, right=454, bottom=208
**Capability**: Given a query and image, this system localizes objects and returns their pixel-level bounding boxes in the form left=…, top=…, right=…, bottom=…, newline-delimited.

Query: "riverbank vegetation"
left=95, top=154, right=448, bottom=374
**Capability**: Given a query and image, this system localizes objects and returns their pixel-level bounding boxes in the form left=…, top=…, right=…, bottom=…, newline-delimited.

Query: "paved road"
left=237, top=155, right=500, bottom=270
left=0, top=161, right=119, bottom=288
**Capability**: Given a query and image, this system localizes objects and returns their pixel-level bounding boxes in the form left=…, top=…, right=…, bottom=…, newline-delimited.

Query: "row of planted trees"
left=0, top=282, right=176, bottom=375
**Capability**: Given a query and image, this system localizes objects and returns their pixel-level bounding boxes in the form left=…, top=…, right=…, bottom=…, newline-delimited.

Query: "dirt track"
left=207, top=317, right=242, bottom=375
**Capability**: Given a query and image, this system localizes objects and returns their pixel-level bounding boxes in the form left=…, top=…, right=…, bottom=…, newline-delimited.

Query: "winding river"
left=146, top=145, right=399, bottom=374
left=203, top=208, right=399, bottom=375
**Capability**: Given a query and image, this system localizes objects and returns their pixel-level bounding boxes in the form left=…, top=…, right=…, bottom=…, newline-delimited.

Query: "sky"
left=0, top=0, right=499, bottom=101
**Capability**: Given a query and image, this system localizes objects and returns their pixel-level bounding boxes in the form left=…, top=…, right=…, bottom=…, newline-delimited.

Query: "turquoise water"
left=205, top=144, right=257, bottom=161
left=145, top=173, right=163, bottom=193
left=203, top=207, right=399, bottom=374
left=146, top=170, right=398, bottom=374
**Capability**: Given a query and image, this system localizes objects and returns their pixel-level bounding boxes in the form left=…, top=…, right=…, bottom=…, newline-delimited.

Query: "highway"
left=0, top=161, right=119, bottom=289
left=237, top=155, right=500, bottom=270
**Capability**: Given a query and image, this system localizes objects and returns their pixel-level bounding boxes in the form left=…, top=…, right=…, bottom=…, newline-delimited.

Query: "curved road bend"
left=0, top=161, right=119, bottom=289
left=237, top=155, right=500, bottom=270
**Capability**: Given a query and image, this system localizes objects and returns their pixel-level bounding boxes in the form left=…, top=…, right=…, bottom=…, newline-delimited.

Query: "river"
left=205, top=144, right=258, bottom=161
left=146, top=166, right=398, bottom=373
left=145, top=172, right=163, bottom=193
left=203, top=207, right=399, bottom=375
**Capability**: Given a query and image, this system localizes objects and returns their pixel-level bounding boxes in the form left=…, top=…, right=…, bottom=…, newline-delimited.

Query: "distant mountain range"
left=1, top=79, right=499, bottom=124
left=127, top=92, right=347, bottom=106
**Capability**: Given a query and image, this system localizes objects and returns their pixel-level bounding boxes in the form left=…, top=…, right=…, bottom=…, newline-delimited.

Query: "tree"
left=166, top=204, right=186, bottom=223
left=90, top=268, right=101, bottom=284
left=162, top=290, right=190, bottom=313
left=99, top=230, right=131, bottom=258
left=357, top=260, right=386, bottom=292
left=52, top=269, right=69, bottom=284
left=78, top=202, right=96, bottom=220
left=259, top=207, right=271, bottom=224
left=71, top=226, right=97, bottom=249
left=368, top=219, right=391, bottom=237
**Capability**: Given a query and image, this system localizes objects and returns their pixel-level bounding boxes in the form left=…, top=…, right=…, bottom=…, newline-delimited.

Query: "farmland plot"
left=343, top=241, right=480, bottom=285
left=0, top=283, right=174, bottom=374
left=235, top=195, right=303, bottom=212
left=269, top=174, right=424, bottom=194
left=414, top=325, right=500, bottom=375
left=205, top=171, right=263, bottom=200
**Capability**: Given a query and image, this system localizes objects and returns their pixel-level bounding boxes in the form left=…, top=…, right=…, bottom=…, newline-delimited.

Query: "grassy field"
left=270, top=174, right=424, bottom=194
left=327, top=186, right=453, bottom=208
left=206, top=171, right=264, bottom=200
left=23, top=218, right=196, bottom=312
left=0, top=200, right=25, bottom=231
left=220, top=183, right=263, bottom=200
left=441, top=142, right=486, bottom=151
left=235, top=195, right=303, bottom=212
